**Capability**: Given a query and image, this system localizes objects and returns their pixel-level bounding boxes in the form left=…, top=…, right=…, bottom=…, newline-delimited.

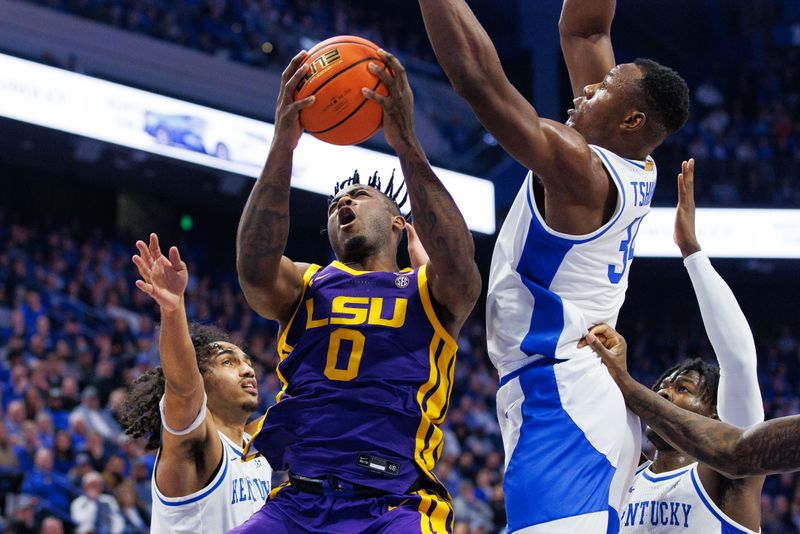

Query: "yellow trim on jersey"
left=241, top=264, right=320, bottom=461
left=330, top=260, right=412, bottom=276
left=416, top=264, right=457, bottom=349
left=416, top=489, right=453, bottom=534
left=413, top=335, right=456, bottom=480
left=268, top=480, right=290, bottom=501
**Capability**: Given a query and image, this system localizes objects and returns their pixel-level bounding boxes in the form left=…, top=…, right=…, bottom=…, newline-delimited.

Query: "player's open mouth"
left=241, top=380, right=257, bottom=394
left=338, top=207, right=356, bottom=228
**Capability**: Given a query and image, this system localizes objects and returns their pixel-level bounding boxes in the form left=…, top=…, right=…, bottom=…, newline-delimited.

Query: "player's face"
left=203, top=341, right=259, bottom=416
left=326, top=185, right=399, bottom=260
left=566, top=63, right=642, bottom=142
left=645, top=370, right=716, bottom=450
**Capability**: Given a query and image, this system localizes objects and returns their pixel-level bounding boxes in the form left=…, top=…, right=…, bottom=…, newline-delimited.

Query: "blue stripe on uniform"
left=642, top=466, right=692, bottom=483
left=516, top=184, right=573, bottom=359
left=504, top=364, right=616, bottom=531
left=156, top=449, right=229, bottom=506
left=689, top=468, right=749, bottom=534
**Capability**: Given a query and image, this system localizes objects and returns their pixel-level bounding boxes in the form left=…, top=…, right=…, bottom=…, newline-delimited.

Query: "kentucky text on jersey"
left=150, top=432, right=272, bottom=534
left=620, top=463, right=758, bottom=533
left=621, top=500, right=692, bottom=528
left=230, top=476, right=270, bottom=505
left=243, top=261, right=458, bottom=495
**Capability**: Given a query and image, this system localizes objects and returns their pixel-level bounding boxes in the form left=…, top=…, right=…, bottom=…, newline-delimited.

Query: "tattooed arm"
left=237, top=51, right=315, bottom=323
left=584, top=324, right=799, bottom=479
left=363, top=50, right=481, bottom=334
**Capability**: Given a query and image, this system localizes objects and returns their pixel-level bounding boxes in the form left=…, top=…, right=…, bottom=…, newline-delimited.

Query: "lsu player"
left=122, top=234, right=272, bottom=533
left=582, top=159, right=764, bottom=533
left=418, top=0, right=689, bottom=531
left=231, top=49, right=480, bottom=532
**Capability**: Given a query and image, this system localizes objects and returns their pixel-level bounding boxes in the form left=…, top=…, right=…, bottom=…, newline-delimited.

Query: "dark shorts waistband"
left=288, top=472, right=425, bottom=498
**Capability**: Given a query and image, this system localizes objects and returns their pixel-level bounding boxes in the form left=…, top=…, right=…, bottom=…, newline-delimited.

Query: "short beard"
left=645, top=426, right=673, bottom=451
left=343, top=235, right=368, bottom=254
left=242, top=399, right=259, bottom=413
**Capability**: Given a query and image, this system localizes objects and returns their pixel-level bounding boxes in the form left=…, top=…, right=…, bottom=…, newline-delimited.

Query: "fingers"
left=281, top=50, right=309, bottom=83
left=377, top=49, right=405, bottom=82
left=168, top=246, right=185, bottom=271
left=584, top=333, right=610, bottom=357
left=368, top=60, right=395, bottom=87
left=293, top=95, right=316, bottom=110
left=677, top=159, right=696, bottom=202
left=132, top=254, right=152, bottom=281
left=134, top=279, right=154, bottom=296
left=149, top=233, right=163, bottom=261
left=286, top=62, right=311, bottom=96
left=362, top=87, right=387, bottom=104
left=135, top=240, right=152, bottom=267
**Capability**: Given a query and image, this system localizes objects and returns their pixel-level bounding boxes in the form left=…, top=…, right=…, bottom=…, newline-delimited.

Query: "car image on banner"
left=144, top=111, right=268, bottom=166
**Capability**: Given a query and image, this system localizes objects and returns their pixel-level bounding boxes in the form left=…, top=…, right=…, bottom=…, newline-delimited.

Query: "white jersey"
left=150, top=431, right=272, bottom=533
left=487, top=145, right=656, bottom=376
left=620, top=462, right=758, bottom=533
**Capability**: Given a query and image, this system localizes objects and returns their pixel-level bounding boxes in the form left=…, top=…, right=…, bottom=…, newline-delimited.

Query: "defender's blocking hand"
left=674, top=158, right=701, bottom=258
left=133, top=233, right=188, bottom=312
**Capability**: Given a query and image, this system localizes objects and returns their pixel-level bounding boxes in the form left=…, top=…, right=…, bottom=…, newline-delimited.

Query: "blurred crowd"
left=652, top=0, right=800, bottom=208
left=0, top=215, right=799, bottom=534
left=24, top=0, right=800, bottom=208
left=27, top=0, right=439, bottom=74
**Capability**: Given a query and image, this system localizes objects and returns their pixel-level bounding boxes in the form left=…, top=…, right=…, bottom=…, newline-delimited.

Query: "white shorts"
left=497, top=352, right=641, bottom=533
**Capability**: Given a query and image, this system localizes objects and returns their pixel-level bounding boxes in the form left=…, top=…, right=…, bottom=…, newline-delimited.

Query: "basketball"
left=295, top=36, right=390, bottom=146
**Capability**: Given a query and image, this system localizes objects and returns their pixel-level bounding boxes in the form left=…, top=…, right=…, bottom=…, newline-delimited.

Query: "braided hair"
left=328, top=170, right=409, bottom=215
left=119, top=323, right=233, bottom=450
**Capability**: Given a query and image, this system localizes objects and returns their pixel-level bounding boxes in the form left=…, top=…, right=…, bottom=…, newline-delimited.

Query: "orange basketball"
left=295, top=36, right=390, bottom=146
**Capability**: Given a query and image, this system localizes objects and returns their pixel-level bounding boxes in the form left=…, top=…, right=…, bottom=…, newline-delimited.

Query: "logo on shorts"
left=394, top=275, right=410, bottom=289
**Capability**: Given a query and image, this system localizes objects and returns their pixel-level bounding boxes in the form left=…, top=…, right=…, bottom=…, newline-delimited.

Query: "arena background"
left=1, top=0, right=799, bottom=532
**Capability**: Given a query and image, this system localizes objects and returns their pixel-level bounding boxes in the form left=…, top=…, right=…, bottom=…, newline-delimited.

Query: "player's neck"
left=338, top=251, right=400, bottom=272
left=592, top=136, right=653, bottom=161
left=209, top=413, right=247, bottom=448
left=651, top=448, right=695, bottom=473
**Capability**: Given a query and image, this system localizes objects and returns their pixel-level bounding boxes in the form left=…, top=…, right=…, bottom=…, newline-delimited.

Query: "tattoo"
left=236, top=154, right=292, bottom=286
left=398, top=143, right=480, bottom=319
left=736, top=418, right=800, bottom=475
left=625, top=379, right=800, bottom=477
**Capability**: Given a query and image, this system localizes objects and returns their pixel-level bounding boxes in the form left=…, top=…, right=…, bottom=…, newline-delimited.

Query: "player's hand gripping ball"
left=294, top=36, right=392, bottom=146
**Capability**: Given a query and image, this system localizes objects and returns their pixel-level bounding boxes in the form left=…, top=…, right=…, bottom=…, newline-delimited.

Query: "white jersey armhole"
left=159, top=393, right=207, bottom=435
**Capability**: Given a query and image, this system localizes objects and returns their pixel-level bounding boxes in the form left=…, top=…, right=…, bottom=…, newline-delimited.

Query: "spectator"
left=40, top=516, right=65, bottom=534
left=20, top=448, right=79, bottom=522
left=70, top=471, right=125, bottom=534
left=113, top=481, right=148, bottom=533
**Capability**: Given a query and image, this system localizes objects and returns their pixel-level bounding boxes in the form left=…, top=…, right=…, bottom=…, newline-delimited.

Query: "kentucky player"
left=231, top=49, right=480, bottom=533
left=584, top=159, right=764, bottom=533
left=418, top=0, right=689, bottom=531
left=123, top=235, right=272, bottom=533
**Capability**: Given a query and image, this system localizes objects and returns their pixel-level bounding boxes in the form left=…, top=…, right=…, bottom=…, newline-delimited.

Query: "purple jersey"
left=243, top=261, right=457, bottom=494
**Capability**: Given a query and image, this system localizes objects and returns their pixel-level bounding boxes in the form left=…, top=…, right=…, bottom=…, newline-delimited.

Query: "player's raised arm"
left=675, top=159, right=763, bottom=427
left=417, top=0, right=604, bottom=201
left=363, top=50, right=480, bottom=333
left=559, top=0, right=617, bottom=98
left=584, top=325, right=800, bottom=479
left=131, top=234, right=220, bottom=493
left=236, top=51, right=316, bottom=324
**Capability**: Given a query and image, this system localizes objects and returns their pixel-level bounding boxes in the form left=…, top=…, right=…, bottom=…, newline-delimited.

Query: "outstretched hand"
left=272, top=50, right=317, bottom=151
left=673, top=158, right=701, bottom=258
left=578, top=323, right=629, bottom=384
left=362, top=49, right=417, bottom=154
left=406, top=223, right=430, bottom=269
left=132, top=233, right=188, bottom=312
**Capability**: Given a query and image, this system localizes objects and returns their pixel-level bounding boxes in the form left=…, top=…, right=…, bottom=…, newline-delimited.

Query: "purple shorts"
left=229, top=482, right=453, bottom=534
